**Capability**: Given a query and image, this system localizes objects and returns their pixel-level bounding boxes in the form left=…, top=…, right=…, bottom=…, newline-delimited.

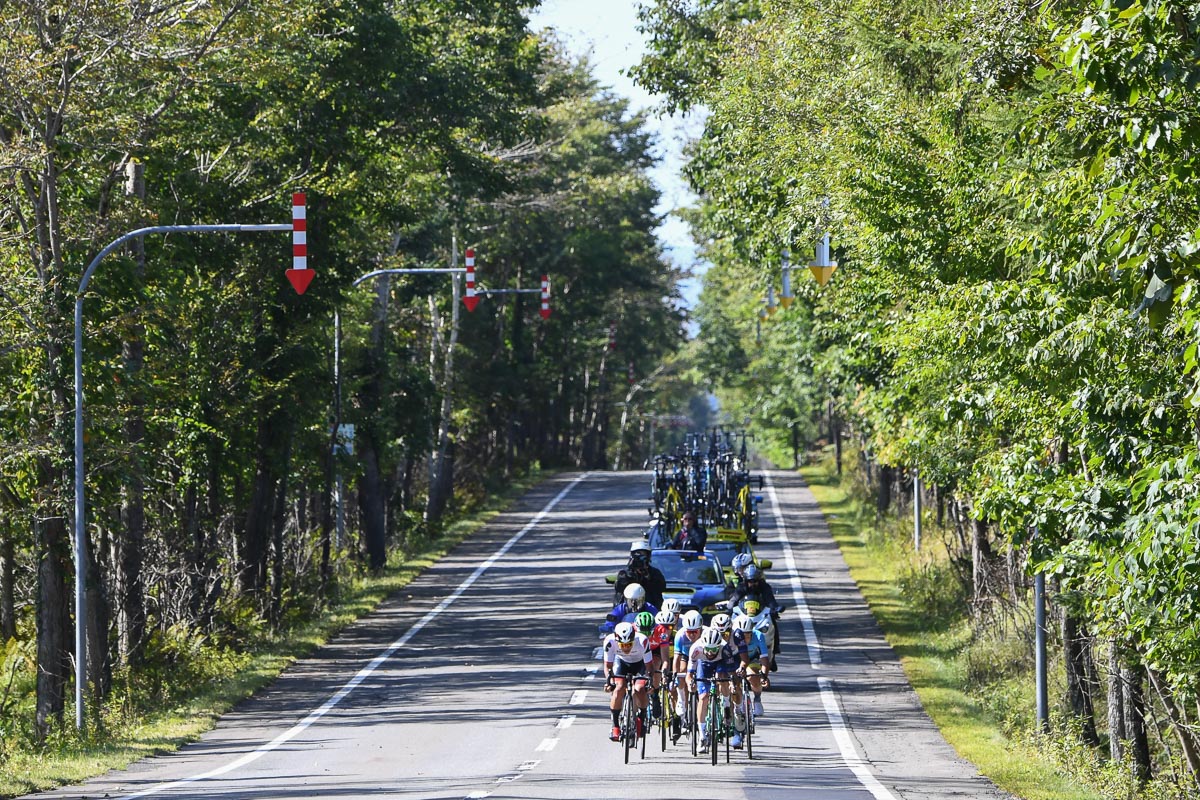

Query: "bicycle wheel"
left=623, top=689, right=635, bottom=765
left=709, top=698, right=719, bottom=766
left=689, top=691, right=699, bottom=757
left=659, top=684, right=670, bottom=751
left=723, top=700, right=731, bottom=764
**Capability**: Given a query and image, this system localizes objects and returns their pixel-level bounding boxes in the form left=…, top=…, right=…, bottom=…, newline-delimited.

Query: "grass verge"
left=798, top=460, right=1103, bottom=800
left=0, top=469, right=553, bottom=798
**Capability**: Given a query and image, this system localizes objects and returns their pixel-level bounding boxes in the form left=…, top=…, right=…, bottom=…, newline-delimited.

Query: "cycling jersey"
left=673, top=629, right=702, bottom=662
left=687, top=640, right=739, bottom=679
left=605, top=601, right=661, bottom=624
left=647, top=623, right=673, bottom=654
left=603, top=632, right=653, bottom=666
left=743, top=629, right=769, bottom=661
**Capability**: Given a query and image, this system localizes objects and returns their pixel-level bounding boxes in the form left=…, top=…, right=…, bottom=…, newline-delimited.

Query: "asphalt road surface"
left=24, top=471, right=1012, bottom=800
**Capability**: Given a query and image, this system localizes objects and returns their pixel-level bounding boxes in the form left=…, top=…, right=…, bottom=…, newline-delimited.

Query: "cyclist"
left=671, top=511, right=708, bottom=553
left=605, top=583, right=660, bottom=628
left=687, top=627, right=744, bottom=751
left=603, top=621, right=653, bottom=741
left=729, top=564, right=782, bottom=666
left=671, top=609, right=705, bottom=738
left=733, top=614, right=771, bottom=716
left=647, top=609, right=676, bottom=718
left=709, top=612, right=750, bottom=737
left=613, top=541, right=667, bottom=608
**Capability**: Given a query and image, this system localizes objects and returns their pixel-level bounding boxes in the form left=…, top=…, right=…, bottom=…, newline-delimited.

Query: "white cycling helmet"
left=655, top=610, right=677, bottom=626
left=710, top=613, right=732, bottom=633
left=662, top=598, right=683, bottom=615
left=732, top=614, right=754, bottom=633
left=699, top=627, right=724, bottom=650
left=681, top=610, right=704, bottom=631
left=614, top=622, right=636, bottom=644
left=623, top=583, right=646, bottom=611
left=731, top=552, right=753, bottom=572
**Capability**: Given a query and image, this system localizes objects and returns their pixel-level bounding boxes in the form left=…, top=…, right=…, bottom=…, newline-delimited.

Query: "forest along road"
left=24, top=471, right=1012, bottom=800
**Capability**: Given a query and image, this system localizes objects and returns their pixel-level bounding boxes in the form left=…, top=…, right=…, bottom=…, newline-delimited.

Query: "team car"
left=651, top=548, right=731, bottom=619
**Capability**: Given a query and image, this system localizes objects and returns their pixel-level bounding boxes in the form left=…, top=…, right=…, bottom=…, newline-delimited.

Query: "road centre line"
left=765, top=477, right=822, bottom=667
left=819, top=677, right=902, bottom=800
left=118, top=473, right=592, bottom=800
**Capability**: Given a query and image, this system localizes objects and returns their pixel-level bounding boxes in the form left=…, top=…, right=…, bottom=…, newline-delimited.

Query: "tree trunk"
left=971, top=516, right=994, bottom=608
left=1107, top=640, right=1126, bottom=762
left=35, top=484, right=70, bottom=738
left=0, top=522, right=14, bottom=641
left=1063, top=612, right=1099, bottom=745
left=84, top=524, right=109, bottom=708
left=427, top=248, right=461, bottom=525
left=1123, top=661, right=1151, bottom=783
left=117, top=160, right=147, bottom=667
left=269, top=435, right=291, bottom=623
left=876, top=465, right=894, bottom=518
left=1147, top=669, right=1200, bottom=778
left=359, top=437, right=387, bottom=570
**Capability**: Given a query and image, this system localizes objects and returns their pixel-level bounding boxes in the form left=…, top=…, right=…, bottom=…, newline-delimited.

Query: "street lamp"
left=74, top=207, right=298, bottom=730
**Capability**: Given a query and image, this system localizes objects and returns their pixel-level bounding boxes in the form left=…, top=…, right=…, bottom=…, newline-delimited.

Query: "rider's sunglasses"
left=703, top=646, right=721, bottom=655
left=617, top=640, right=634, bottom=649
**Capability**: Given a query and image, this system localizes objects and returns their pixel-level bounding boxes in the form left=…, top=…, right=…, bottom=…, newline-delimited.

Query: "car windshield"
left=652, top=552, right=723, bottom=585
left=706, top=541, right=745, bottom=567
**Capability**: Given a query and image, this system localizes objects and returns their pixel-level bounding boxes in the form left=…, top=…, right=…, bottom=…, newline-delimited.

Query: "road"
left=24, top=470, right=1011, bottom=800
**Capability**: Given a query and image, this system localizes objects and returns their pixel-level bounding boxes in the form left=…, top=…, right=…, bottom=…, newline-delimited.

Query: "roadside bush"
left=898, top=560, right=970, bottom=629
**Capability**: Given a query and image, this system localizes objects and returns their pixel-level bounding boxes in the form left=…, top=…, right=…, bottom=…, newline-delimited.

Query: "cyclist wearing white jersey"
left=603, top=621, right=653, bottom=741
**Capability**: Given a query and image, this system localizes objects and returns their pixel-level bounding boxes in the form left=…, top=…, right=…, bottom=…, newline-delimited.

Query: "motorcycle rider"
left=728, top=564, right=782, bottom=667
left=613, top=541, right=667, bottom=609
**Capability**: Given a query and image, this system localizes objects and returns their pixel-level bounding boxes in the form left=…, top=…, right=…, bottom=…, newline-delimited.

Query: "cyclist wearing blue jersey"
left=732, top=614, right=771, bottom=716
left=687, top=627, right=745, bottom=751
left=671, top=609, right=705, bottom=730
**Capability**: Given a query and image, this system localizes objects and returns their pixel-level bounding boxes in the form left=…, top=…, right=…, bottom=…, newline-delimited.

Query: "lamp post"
left=75, top=218, right=295, bottom=730
left=780, top=248, right=795, bottom=309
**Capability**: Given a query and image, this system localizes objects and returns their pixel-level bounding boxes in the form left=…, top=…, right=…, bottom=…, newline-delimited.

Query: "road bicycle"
left=616, top=675, right=649, bottom=764
left=694, top=675, right=736, bottom=765
left=734, top=673, right=756, bottom=759
left=657, top=672, right=677, bottom=751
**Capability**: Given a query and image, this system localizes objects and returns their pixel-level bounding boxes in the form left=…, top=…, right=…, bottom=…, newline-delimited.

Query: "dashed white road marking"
left=569, top=690, right=588, bottom=705
left=556, top=715, right=576, bottom=729
left=116, top=473, right=592, bottom=800
left=766, top=477, right=822, bottom=666
left=534, top=738, right=559, bottom=752
left=517, top=759, right=541, bottom=771
left=466, top=792, right=490, bottom=799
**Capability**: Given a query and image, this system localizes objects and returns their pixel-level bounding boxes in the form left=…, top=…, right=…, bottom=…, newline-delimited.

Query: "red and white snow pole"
left=286, top=192, right=314, bottom=295
left=462, top=248, right=479, bottom=312
left=539, top=275, right=551, bottom=319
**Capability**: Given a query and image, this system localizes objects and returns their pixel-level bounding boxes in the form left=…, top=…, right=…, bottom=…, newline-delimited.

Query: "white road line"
left=466, top=792, right=491, bottom=799
left=819, top=677, right=902, bottom=800
left=119, top=473, right=591, bottom=800
left=766, top=477, right=822, bottom=667
left=591, top=646, right=604, bottom=659
left=534, top=738, right=558, bottom=752
left=517, top=759, right=541, bottom=771
left=556, top=715, right=576, bottom=729
left=569, top=690, right=588, bottom=705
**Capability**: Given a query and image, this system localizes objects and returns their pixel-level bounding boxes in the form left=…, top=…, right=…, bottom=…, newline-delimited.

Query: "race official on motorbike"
left=613, top=541, right=667, bottom=609
left=671, top=512, right=708, bottom=553
left=729, top=564, right=782, bottom=662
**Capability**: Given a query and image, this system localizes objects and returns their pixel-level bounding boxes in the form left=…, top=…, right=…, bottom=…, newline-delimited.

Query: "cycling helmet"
left=614, top=622, right=636, bottom=644
left=662, top=598, right=683, bottom=615
left=681, top=610, right=704, bottom=631
left=655, top=610, right=677, bottom=627
left=635, top=611, right=655, bottom=634
left=623, top=583, right=646, bottom=611
left=710, top=613, right=732, bottom=633
left=744, top=564, right=761, bottom=582
left=732, top=614, right=754, bottom=633
left=699, top=627, right=724, bottom=651
left=731, top=553, right=753, bottom=572
left=630, top=540, right=651, bottom=555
